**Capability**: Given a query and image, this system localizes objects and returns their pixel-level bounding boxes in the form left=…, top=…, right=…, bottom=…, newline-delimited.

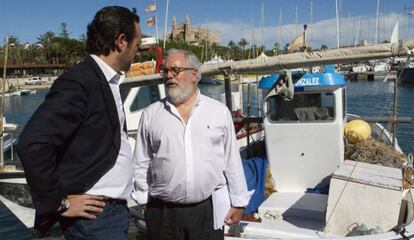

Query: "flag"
left=145, top=2, right=156, bottom=13
left=288, top=33, right=304, bottom=53
left=146, top=16, right=156, bottom=27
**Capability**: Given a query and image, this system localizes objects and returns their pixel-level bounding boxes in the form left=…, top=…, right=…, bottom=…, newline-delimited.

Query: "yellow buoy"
left=344, top=120, right=372, bottom=144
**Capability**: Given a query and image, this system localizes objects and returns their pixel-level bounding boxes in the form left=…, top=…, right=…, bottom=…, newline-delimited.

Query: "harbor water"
left=3, top=80, right=414, bottom=156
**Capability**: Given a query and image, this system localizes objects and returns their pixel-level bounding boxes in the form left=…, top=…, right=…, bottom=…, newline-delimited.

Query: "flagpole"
left=154, top=0, right=159, bottom=44
left=163, top=0, right=170, bottom=50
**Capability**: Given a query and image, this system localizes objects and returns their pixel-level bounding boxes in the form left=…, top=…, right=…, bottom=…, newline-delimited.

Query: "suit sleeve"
left=17, top=77, right=88, bottom=215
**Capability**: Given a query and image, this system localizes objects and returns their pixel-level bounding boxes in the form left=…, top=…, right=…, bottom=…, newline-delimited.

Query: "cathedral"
left=170, top=16, right=221, bottom=46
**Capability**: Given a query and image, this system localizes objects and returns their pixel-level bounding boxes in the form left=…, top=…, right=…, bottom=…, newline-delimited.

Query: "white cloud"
left=202, top=12, right=411, bottom=49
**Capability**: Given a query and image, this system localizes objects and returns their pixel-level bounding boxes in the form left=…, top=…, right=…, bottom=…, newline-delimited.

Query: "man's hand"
left=224, top=207, right=244, bottom=225
left=60, top=195, right=106, bottom=220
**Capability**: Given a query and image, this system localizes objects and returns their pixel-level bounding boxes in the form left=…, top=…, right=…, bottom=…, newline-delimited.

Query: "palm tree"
left=37, top=31, right=55, bottom=63
left=228, top=41, right=236, bottom=59
left=238, top=38, right=248, bottom=59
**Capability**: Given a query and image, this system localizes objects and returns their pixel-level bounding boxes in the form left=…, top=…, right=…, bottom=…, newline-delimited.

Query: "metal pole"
left=246, top=83, right=251, bottom=147
left=224, top=72, right=232, bottom=112
left=162, top=0, right=170, bottom=50
left=375, top=0, right=380, bottom=44
left=1, top=36, right=9, bottom=167
left=154, top=0, right=160, bottom=44
left=10, top=132, right=14, bottom=162
left=336, top=0, right=340, bottom=48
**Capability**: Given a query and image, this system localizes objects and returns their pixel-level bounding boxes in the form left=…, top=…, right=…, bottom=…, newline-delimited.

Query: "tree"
left=273, top=42, right=281, bottom=55
left=320, top=44, right=328, bottom=51
left=59, top=22, right=70, bottom=38
left=227, top=41, right=236, bottom=59
left=238, top=38, right=248, bottom=59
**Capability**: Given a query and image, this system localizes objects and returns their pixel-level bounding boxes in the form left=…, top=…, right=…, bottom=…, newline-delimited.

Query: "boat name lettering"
left=296, top=77, right=319, bottom=86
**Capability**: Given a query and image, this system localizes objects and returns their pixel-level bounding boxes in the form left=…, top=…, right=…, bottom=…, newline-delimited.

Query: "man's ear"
left=115, top=33, right=127, bottom=52
left=191, top=69, right=198, bottom=83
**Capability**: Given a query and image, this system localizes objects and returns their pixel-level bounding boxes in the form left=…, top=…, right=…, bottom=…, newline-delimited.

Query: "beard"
left=165, top=80, right=194, bottom=105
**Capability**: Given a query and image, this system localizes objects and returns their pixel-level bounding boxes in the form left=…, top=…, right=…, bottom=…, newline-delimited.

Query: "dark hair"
left=86, top=6, right=140, bottom=55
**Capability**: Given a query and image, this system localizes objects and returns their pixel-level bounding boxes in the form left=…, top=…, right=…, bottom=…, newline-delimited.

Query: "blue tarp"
left=242, top=157, right=267, bottom=215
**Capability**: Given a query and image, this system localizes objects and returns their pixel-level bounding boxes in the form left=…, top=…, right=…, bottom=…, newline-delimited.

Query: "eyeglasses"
left=161, top=66, right=196, bottom=77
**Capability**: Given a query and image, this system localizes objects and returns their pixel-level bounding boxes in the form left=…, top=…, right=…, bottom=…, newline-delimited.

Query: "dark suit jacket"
left=17, top=56, right=122, bottom=235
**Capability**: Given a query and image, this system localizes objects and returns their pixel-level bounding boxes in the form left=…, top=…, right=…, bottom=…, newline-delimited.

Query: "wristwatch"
left=57, top=196, right=70, bottom=214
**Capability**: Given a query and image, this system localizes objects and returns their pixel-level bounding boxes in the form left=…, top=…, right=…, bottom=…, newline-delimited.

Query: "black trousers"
left=145, top=197, right=224, bottom=240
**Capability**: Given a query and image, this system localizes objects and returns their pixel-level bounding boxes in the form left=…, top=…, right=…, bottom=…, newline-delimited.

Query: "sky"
left=2, top=0, right=414, bottom=49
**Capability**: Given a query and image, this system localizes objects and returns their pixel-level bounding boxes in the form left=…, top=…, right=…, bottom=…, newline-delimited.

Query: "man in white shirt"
left=133, top=49, right=250, bottom=240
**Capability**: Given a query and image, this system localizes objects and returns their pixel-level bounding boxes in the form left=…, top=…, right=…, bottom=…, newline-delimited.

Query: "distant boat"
left=352, top=64, right=371, bottom=73
left=20, top=89, right=36, bottom=95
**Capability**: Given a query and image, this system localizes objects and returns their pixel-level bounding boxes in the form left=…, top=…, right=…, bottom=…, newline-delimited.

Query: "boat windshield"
left=267, top=92, right=335, bottom=122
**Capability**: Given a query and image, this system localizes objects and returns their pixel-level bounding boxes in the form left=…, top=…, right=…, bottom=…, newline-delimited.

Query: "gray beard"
left=166, top=83, right=194, bottom=105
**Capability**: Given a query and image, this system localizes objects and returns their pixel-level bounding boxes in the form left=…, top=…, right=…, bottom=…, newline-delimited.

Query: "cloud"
left=202, top=12, right=410, bottom=49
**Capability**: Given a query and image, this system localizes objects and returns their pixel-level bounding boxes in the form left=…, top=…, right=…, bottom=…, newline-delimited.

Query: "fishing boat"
left=1, top=40, right=414, bottom=239
left=123, top=40, right=414, bottom=239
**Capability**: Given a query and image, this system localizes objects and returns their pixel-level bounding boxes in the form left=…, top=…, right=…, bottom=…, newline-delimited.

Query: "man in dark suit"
left=17, top=6, right=141, bottom=239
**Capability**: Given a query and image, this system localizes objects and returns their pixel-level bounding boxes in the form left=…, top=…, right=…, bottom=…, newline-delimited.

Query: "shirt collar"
left=91, top=54, right=125, bottom=85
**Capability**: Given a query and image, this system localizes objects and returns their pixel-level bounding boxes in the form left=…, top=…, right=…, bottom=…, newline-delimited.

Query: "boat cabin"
left=259, top=65, right=347, bottom=192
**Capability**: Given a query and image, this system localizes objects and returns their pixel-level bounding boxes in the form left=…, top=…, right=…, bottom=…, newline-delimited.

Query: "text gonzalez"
left=295, top=77, right=320, bottom=86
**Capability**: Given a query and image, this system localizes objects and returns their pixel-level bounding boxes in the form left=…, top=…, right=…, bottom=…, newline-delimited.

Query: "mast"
left=260, top=0, right=265, bottom=53
left=278, top=8, right=282, bottom=53
left=251, top=17, right=256, bottom=58
left=154, top=0, right=159, bottom=44
left=348, top=13, right=351, bottom=48
left=162, top=0, right=170, bottom=50
left=336, top=0, right=340, bottom=48
left=309, top=0, right=313, bottom=47
left=355, top=17, right=361, bottom=46
left=295, top=6, right=299, bottom=36
left=0, top=36, right=9, bottom=167
left=375, top=0, right=380, bottom=44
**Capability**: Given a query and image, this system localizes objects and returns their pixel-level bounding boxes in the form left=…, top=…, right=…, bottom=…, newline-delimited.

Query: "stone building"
left=171, top=16, right=221, bottom=46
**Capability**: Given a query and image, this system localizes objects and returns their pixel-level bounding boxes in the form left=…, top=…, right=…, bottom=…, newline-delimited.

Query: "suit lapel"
left=85, top=56, right=120, bottom=136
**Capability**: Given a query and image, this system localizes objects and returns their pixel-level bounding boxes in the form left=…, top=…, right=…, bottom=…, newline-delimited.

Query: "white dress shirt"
left=133, top=91, right=250, bottom=207
left=85, top=55, right=134, bottom=199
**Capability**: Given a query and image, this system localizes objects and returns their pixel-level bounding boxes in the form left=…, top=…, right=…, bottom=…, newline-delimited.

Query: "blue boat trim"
left=259, top=65, right=346, bottom=90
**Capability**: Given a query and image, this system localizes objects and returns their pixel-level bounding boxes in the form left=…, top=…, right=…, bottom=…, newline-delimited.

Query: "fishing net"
left=345, top=139, right=408, bottom=168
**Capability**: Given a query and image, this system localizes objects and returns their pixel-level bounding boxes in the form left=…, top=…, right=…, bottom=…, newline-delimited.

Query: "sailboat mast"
left=295, top=6, right=299, bottom=36
left=336, top=0, right=340, bottom=48
left=278, top=8, right=282, bottom=53
left=355, top=17, right=361, bottom=46
left=154, top=0, right=160, bottom=44
left=0, top=36, right=9, bottom=167
left=375, top=0, right=380, bottom=44
left=251, top=17, right=256, bottom=58
left=309, top=0, right=313, bottom=47
left=260, top=0, right=265, bottom=53
left=162, top=0, right=170, bottom=50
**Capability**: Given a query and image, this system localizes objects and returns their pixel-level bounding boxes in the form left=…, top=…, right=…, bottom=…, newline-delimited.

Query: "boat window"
left=130, top=85, right=161, bottom=112
left=267, top=92, right=335, bottom=122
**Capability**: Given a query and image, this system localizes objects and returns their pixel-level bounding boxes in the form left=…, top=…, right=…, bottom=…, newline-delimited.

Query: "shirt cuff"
left=229, top=189, right=254, bottom=207
left=131, top=190, right=149, bottom=205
